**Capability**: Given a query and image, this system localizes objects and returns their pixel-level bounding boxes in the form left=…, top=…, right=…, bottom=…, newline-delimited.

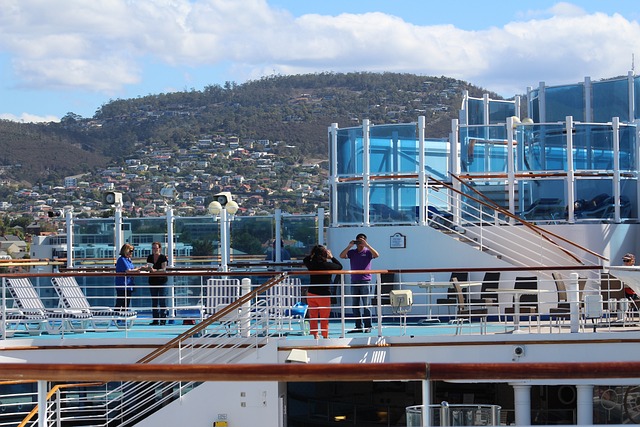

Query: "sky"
left=1, top=0, right=640, bottom=123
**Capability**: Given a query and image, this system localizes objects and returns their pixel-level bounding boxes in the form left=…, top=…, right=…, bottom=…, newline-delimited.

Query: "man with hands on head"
left=340, top=233, right=379, bottom=333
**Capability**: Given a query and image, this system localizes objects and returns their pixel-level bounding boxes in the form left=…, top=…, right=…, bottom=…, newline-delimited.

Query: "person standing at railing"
left=622, top=253, right=639, bottom=301
left=146, top=242, right=168, bottom=325
left=303, top=245, right=342, bottom=339
left=265, top=239, right=291, bottom=262
left=340, top=233, right=380, bottom=333
left=115, top=243, right=144, bottom=309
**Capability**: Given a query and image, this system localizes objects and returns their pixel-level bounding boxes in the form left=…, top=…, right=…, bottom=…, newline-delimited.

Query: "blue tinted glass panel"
left=467, top=98, right=484, bottom=125
left=336, top=183, right=363, bottom=223
left=619, top=125, right=637, bottom=170
left=545, top=84, right=584, bottom=122
left=593, top=78, right=629, bottom=122
left=518, top=180, right=566, bottom=222
left=370, top=123, right=418, bottom=174
left=574, top=179, right=614, bottom=220
left=488, top=100, right=516, bottom=124
left=424, top=139, right=449, bottom=179
left=336, top=127, right=363, bottom=175
left=520, top=124, right=567, bottom=172
left=461, top=125, right=510, bottom=173
left=529, top=89, right=540, bottom=123
left=620, top=179, right=637, bottom=219
left=369, top=183, right=417, bottom=224
left=572, top=125, right=614, bottom=170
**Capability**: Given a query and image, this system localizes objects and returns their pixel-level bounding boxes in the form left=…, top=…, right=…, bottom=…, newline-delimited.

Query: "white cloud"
left=0, top=112, right=59, bottom=123
left=0, top=0, right=639, bottom=99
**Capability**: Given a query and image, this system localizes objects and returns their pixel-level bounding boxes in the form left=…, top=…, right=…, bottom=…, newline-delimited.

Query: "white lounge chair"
left=50, top=276, right=137, bottom=330
left=6, top=277, right=92, bottom=334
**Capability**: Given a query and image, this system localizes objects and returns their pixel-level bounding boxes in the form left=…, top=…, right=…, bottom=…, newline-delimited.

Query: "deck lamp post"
left=208, top=192, right=239, bottom=272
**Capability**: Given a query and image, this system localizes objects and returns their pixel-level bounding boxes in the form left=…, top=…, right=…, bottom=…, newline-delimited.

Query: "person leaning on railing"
left=115, top=243, right=146, bottom=309
left=147, top=241, right=168, bottom=325
left=303, top=245, right=342, bottom=339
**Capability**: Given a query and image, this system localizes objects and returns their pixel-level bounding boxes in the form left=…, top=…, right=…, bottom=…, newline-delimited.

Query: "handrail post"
left=569, top=272, right=580, bottom=333
left=240, top=278, right=251, bottom=337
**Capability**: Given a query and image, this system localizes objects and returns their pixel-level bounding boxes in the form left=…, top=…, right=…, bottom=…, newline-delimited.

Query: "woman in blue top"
left=115, top=243, right=142, bottom=309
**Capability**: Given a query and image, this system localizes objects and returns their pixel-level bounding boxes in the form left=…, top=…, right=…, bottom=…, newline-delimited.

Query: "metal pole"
left=275, top=209, right=282, bottom=263
left=38, top=379, right=47, bottom=427
left=220, top=208, right=229, bottom=272
left=421, top=379, right=430, bottom=427
left=65, top=209, right=74, bottom=268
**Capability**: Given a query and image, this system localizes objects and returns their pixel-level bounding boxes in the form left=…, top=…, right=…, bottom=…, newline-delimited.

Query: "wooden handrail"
left=4, top=362, right=640, bottom=382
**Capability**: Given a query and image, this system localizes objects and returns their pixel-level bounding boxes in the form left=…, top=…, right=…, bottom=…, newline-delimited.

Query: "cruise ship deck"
left=5, top=71, right=640, bottom=426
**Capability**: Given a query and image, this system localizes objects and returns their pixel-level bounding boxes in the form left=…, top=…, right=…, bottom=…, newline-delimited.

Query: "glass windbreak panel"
left=336, top=127, right=364, bottom=176
left=460, top=125, right=509, bottom=173
left=519, top=124, right=567, bottom=172
left=369, top=182, right=417, bottom=224
left=488, top=100, right=516, bottom=124
left=529, top=89, right=540, bottom=123
left=336, top=183, right=364, bottom=223
left=174, top=216, right=215, bottom=266
left=73, top=218, right=117, bottom=260
left=281, top=215, right=319, bottom=259
left=572, top=125, right=614, bottom=171
left=575, top=179, right=614, bottom=220
left=231, top=216, right=275, bottom=259
left=369, top=123, right=418, bottom=174
left=619, top=124, right=637, bottom=171
left=544, top=84, right=585, bottom=122
left=620, top=179, right=637, bottom=219
left=425, top=138, right=449, bottom=179
left=467, top=98, right=484, bottom=125
left=517, top=180, right=566, bottom=222
left=126, top=218, right=167, bottom=253
left=592, top=78, right=629, bottom=122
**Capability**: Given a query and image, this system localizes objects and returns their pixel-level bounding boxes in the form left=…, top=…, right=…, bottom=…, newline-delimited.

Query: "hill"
left=0, top=72, right=502, bottom=186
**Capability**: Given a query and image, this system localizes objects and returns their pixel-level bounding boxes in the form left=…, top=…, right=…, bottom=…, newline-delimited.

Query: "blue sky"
left=1, top=0, right=639, bottom=122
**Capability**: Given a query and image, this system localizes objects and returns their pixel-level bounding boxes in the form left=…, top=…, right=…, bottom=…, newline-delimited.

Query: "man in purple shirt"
left=340, top=233, right=380, bottom=333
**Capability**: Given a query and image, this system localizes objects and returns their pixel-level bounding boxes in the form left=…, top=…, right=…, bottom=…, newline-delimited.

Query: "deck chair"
left=51, top=276, right=137, bottom=330
left=599, top=272, right=637, bottom=324
left=549, top=273, right=571, bottom=331
left=262, top=276, right=307, bottom=335
left=504, top=276, right=539, bottom=331
left=6, top=277, right=92, bottom=334
left=452, top=279, right=488, bottom=335
left=470, top=272, right=501, bottom=322
left=436, top=272, right=469, bottom=318
left=204, top=278, right=241, bottom=334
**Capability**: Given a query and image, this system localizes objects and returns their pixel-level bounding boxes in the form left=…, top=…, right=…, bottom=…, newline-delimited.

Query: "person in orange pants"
left=303, top=245, right=342, bottom=338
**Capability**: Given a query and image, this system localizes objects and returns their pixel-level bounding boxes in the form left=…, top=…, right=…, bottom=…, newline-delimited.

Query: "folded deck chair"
left=51, top=276, right=137, bottom=330
left=6, top=277, right=92, bottom=334
left=204, top=278, right=241, bottom=334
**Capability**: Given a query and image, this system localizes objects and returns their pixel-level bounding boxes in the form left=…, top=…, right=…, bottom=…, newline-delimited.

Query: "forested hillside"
left=0, top=72, right=502, bottom=186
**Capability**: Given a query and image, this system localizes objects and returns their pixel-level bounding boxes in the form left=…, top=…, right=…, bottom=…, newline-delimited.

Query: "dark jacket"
left=303, top=256, right=343, bottom=295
